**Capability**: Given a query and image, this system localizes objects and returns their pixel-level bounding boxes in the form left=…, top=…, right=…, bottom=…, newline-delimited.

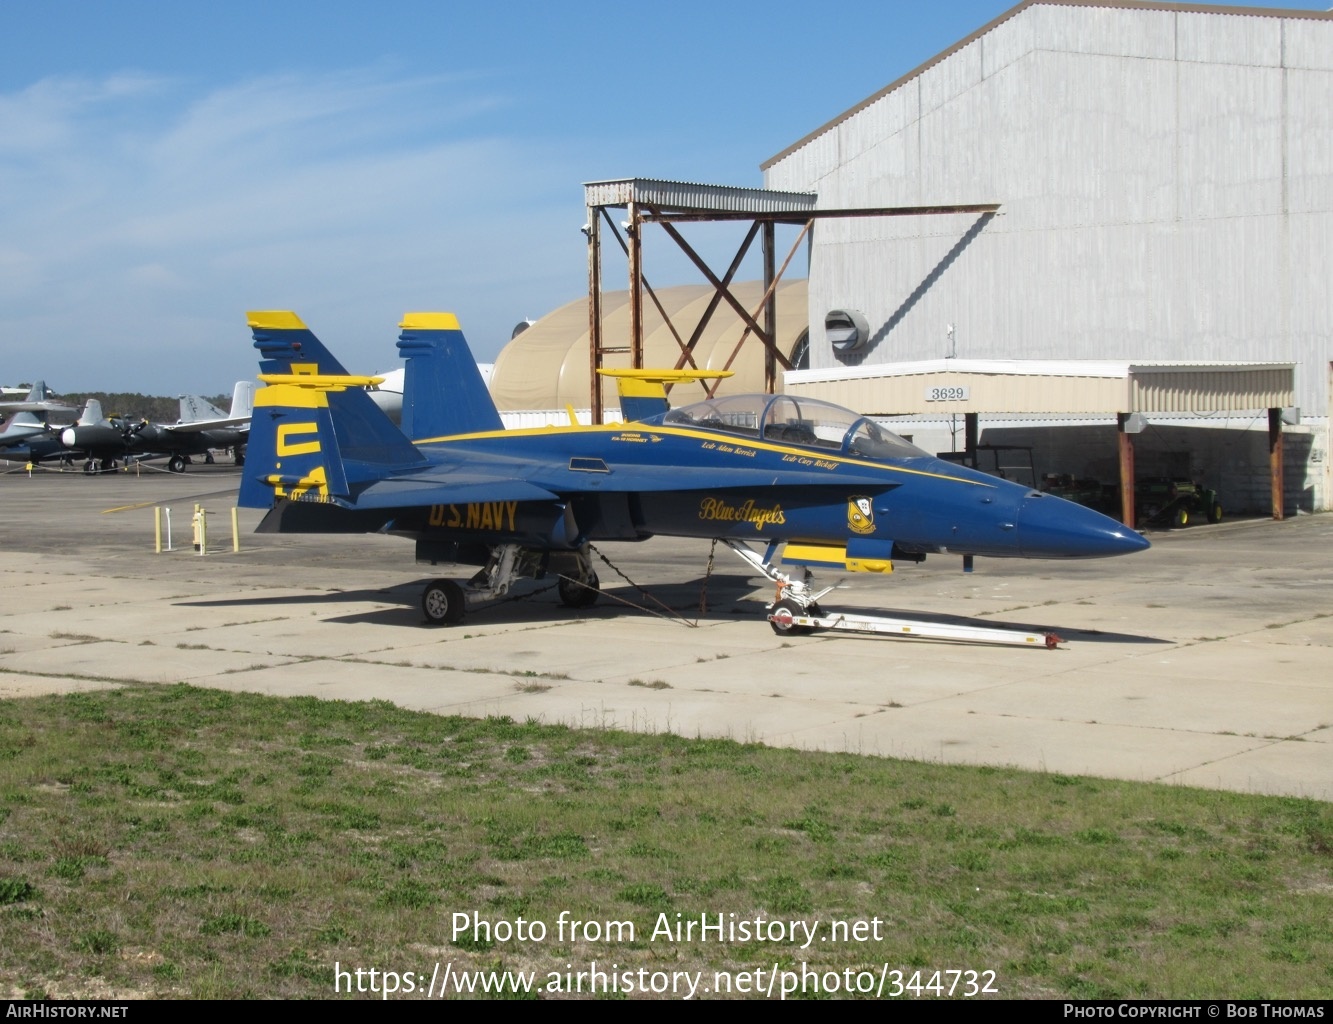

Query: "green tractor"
left=1135, top=477, right=1224, bottom=528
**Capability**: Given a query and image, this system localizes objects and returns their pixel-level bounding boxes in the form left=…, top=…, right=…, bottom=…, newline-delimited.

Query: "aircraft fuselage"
left=261, top=419, right=1146, bottom=564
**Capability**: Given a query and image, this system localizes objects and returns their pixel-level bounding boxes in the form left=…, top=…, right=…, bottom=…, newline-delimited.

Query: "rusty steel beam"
left=1117, top=413, right=1136, bottom=530
left=656, top=215, right=759, bottom=373
left=763, top=220, right=776, bottom=393
left=1269, top=407, right=1285, bottom=521
left=642, top=203, right=1000, bottom=224
left=586, top=208, right=603, bottom=424
left=657, top=220, right=774, bottom=356
left=706, top=221, right=811, bottom=397
left=598, top=212, right=699, bottom=373
left=626, top=201, right=643, bottom=369
left=584, top=187, right=1002, bottom=414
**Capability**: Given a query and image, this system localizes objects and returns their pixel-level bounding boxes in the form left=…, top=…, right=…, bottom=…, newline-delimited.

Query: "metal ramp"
left=767, top=599, right=1061, bottom=649
left=722, top=538, right=1062, bottom=649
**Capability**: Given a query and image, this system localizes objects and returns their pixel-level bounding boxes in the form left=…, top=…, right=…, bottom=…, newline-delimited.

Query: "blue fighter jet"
left=239, top=311, right=1148, bottom=633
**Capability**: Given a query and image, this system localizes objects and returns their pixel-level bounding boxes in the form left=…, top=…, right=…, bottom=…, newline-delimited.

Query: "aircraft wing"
left=0, top=401, right=77, bottom=414
left=164, top=417, right=251, bottom=433
left=349, top=471, right=560, bottom=509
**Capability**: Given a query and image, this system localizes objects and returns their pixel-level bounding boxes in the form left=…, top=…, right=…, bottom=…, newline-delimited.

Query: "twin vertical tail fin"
left=78, top=399, right=104, bottom=427
left=239, top=311, right=425, bottom=510
left=249, top=310, right=352, bottom=377
left=178, top=394, right=227, bottom=423
left=396, top=312, right=503, bottom=440
left=229, top=380, right=256, bottom=419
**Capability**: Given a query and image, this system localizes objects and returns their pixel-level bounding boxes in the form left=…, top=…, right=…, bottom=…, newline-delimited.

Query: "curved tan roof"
left=489, top=279, right=809, bottom=411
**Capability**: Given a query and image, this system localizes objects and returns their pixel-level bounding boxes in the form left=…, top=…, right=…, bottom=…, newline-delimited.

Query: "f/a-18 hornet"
left=239, top=311, right=1147, bottom=640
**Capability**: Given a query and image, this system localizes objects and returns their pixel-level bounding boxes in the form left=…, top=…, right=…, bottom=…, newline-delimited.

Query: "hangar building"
left=760, top=0, right=1332, bottom=514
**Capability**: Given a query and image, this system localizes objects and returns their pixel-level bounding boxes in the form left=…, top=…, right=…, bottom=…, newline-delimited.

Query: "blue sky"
left=0, top=0, right=1322, bottom=393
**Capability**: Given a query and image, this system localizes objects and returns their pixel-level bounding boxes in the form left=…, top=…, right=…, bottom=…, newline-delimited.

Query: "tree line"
left=47, top=392, right=232, bottom=423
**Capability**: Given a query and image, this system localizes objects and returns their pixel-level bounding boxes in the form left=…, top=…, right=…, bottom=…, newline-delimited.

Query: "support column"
left=627, top=201, right=643, bottom=371
left=1268, top=407, right=1285, bottom=521
left=762, top=221, right=776, bottom=393
left=1117, top=413, right=1136, bottom=529
left=586, top=209, right=603, bottom=424
left=964, top=413, right=978, bottom=461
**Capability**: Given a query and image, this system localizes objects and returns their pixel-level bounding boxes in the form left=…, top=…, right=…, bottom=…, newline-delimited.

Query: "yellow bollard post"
left=231, top=507, right=240, bottom=553
left=154, top=506, right=162, bottom=554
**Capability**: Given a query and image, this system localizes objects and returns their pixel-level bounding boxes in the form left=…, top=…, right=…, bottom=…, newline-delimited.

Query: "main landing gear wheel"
left=769, top=598, right=813, bottom=636
left=421, top=579, right=466, bottom=625
left=168, top=455, right=187, bottom=474
left=558, top=569, right=600, bottom=609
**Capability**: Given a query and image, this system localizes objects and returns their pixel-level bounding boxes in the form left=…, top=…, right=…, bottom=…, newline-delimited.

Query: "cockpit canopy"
left=662, top=394, right=927, bottom=461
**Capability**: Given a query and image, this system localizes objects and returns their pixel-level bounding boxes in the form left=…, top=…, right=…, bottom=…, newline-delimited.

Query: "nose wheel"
left=768, top=598, right=813, bottom=636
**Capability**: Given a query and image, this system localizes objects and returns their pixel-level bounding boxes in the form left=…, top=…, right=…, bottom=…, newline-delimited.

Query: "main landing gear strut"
left=420, top=543, right=600, bottom=626
left=720, top=539, right=1062, bottom=649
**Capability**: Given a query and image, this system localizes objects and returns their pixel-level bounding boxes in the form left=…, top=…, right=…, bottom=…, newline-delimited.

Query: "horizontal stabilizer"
left=598, top=368, right=734, bottom=422
left=350, top=475, right=560, bottom=510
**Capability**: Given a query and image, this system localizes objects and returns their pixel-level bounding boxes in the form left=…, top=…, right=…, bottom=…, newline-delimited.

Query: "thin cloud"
left=0, top=66, right=583, bottom=391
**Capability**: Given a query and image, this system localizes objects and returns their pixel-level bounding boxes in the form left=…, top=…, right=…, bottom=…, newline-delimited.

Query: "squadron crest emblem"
left=847, top=496, right=874, bottom=535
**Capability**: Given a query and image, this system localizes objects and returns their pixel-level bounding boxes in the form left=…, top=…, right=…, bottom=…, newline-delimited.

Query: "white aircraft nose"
left=61, top=428, right=77, bottom=447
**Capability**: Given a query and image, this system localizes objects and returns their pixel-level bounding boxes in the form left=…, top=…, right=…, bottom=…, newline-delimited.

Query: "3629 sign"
left=925, top=386, right=970, bottom=402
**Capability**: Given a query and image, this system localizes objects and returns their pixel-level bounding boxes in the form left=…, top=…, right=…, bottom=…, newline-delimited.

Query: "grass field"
left=0, top=684, right=1329, bottom=999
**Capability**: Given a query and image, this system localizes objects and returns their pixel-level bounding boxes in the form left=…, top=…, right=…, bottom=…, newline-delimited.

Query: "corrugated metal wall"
left=763, top=3, right=1333, bottom=417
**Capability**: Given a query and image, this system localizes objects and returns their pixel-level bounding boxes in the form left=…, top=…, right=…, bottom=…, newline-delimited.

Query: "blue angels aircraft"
left=239, top=311, right=1148, bottom=631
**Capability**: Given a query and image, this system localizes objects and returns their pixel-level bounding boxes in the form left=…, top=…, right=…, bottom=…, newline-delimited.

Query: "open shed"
left=785, top=359, right=1296, bottom=526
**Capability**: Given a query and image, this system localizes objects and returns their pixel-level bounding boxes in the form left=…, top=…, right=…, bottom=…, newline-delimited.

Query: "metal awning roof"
left=583, top=178, right=817, bottom=215
left=784, top=359, right=1296, bottom=415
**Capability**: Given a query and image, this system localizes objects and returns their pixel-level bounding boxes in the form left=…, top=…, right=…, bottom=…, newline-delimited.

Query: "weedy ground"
left=0, top=684, right=1329, bottom=999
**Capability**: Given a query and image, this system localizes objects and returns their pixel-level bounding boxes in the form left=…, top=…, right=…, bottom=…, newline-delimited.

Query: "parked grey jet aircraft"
left=0, top=382, right=80, bottom=465
left=59, top=382, right=254, bottom=474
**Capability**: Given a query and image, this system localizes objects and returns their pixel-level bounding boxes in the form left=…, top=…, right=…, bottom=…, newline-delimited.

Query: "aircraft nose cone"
left=60, top=428, right=77, bottom=448
left=1017, top=492, right=1150, bottom=558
